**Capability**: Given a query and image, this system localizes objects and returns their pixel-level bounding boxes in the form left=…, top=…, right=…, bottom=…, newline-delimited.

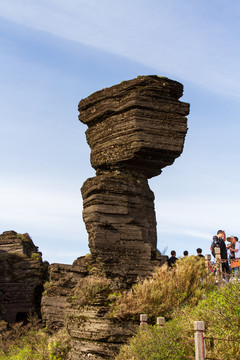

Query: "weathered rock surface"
left=81, top=171, right=157, bottom=284
left=79, top=75, right=189, bottom=283
left=42, top=252, right=168, bottom=358
left=41, top=256, right=88, bottom=331
left=0, top=231, right=47, bottom=323
left=79, top=75, right=189, bottom=178
left=0, top=76, right=189, bottom=359
left=41, top=260, right=138, bottom=359
left=42, top=75, right=189, bottom=360
left=67, top=301, right=137, bottom=360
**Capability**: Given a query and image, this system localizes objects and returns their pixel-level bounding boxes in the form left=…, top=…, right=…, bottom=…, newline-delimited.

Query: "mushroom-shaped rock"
left=79, top=75, right=189, bottom=283
left=79, top=75, right=189, bottom=178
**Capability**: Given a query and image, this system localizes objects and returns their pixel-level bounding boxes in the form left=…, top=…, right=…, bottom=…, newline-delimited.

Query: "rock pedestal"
left=42, top=75, right=189, bottom=360
left=81, top=171, right=157, bottom=283
left=79, top=75, right=189, bottom=283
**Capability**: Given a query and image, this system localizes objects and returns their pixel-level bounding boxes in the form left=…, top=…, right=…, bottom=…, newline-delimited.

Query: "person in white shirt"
left=230, top=237, right=240, bottom=275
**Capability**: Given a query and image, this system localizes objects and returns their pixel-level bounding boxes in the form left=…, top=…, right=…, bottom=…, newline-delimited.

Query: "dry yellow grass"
left=111, top=256, right=214, bottom=320
left=72, top=275, right=112, bottom=307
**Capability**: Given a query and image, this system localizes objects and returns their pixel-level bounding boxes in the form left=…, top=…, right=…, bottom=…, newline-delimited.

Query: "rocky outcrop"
left=67, top=297, right=137, bottom=360
left=42, top=75, right=189, bottom=359
left=41, top=256, right=137, bottom=359
left=79, top=75, right=189, bottom=283
left=79, top=75, right=189, bottom=178
left=0, top=76, right=189, bottom=359
left=41, top=257, right=88, bottom=331
left=0, top=231, right=47, bottom=323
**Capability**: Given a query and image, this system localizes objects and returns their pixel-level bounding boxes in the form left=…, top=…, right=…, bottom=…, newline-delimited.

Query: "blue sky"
left=0, top=0, right=240, bottom=263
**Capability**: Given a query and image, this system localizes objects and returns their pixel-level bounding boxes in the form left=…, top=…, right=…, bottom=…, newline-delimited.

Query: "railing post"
left=140, top=314, right=148, bottom=327
left=194, top=321, right=206, bottom=360
left=156, top=317, right=165, bottom=327
left=215, top=247, right=222, bottom=281
left=205, top=254, right=211, bottom=275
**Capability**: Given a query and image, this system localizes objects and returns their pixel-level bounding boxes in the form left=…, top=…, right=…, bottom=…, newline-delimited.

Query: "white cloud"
left=1, top=0, right=240, bottom=263
left=0, top=0, right=240, bottom=98
left=0, top=178, right=85, bottom=235
left=0, top=177, right=89, bottom=263
left=162, top=228, right=211, bottom=241
left=155, top=197, right=240, bottom=243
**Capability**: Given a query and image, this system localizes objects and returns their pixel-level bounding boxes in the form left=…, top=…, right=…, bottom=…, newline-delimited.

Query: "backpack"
left=211, top=236, right=220, bottom=257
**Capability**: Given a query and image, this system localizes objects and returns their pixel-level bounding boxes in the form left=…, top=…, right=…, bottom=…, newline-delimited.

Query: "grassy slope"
left=115, top=257, right=240, bottom=360
left=0, top=318, right=70, bottom=360
left=1, top=257, right=240, bottom=359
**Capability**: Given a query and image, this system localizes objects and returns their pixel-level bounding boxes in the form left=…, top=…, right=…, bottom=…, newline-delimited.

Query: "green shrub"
left=48, top=329, right=70, bottom=360
left=0, top=343, right=43, bottom=360
left=183, top=281, right=240, bottom=359
left=0, top=320, right=70, bottom=360
left=117, top=281, right=240, bottom=360
left=31, top=253, right=41, bottom=261
left=0, top=333, right=49, bottom=360
left=17, top=234, right=28, bottom=241
left=116, top=320, right=194, bottom=360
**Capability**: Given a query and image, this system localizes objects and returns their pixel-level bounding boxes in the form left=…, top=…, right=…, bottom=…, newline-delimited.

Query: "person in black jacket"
left=211, top=230, right=230, bottom=274
left=168, top=250, right=178, bottom=267
left=196, top=248, right=204, bottom=258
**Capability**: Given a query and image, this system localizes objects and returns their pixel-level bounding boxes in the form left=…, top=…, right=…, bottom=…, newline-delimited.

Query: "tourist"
left=211, top=230, right=230, bottom=275
left=196, top=248, right=204, bottom=258
left=168, top=250, right=178, bottom=267
left=226, top=236, right=235, bottom=259
left=183, top=250, right=188, bottom=257
left=230, top=236, right=240, bottom=275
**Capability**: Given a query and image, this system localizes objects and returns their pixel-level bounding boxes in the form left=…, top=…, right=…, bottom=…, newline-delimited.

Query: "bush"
left=71, top=275, right=112, bottom=307
left=117, top=281, right=240, bottom=360
left=0, top=319, right=70, bottom=360
left=48, top=329, right=70, bottom=360
left=111, top=256, right=214, bottom=321
left=116, top=320, right=194, bottom=360
left=0, top=330, right=49, bottom=360
left=183, top=281, right=240, bottom=359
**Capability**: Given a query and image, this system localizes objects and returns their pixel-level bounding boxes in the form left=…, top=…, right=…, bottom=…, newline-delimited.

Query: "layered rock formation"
left=41, top=257, right=88, bottom=331
left=79, top=75, right=189, bottom=283
left=0, top=231, right=47, bottom=322
left=79, top=76, right=189, bottom=178
left=42, top=75, right=189, bottom=359
left=42, top=256, right=137, bottom=359
left=66, top=293, right=137, bottom=360
left=81, top=171, right=157, bottom=284
left=0, top=76, right=190, bottom=359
